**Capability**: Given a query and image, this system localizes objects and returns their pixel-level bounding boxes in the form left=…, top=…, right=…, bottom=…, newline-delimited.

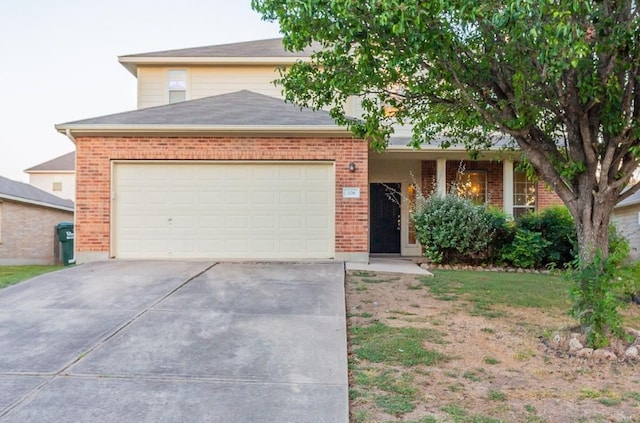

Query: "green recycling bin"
left=56, top=222, right=75, bottom=266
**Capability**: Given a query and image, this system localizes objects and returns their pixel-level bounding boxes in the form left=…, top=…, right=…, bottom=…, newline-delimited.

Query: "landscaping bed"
left=346, top=269, right=640, bottom=423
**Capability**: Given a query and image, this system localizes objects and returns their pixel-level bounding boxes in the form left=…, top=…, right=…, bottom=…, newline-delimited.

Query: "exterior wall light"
left=348, top=162, right=356, bottom=172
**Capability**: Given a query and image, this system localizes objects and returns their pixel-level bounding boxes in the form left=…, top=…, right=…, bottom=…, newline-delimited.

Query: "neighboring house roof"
left=119, top=38, right=319, bottom=75
left=24, top=151, right=75, bottom=173
left=0, top=175, right=74, bottom=212
left=56, top=90, right=350, bottom=138
left=616, top=188, right=640, bottom=209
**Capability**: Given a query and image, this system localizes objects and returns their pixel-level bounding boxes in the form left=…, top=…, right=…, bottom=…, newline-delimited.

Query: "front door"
left=370, top=183, right=401, bottom=254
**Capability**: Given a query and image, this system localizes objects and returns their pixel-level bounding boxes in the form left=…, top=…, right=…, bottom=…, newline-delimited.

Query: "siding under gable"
left=190, top=66, right=282, bottom=100
left=135, top=65, right=284, bottom=109
left=137, top=67, right=167, bottom=109
left=28, top=173, right=76, bottom=201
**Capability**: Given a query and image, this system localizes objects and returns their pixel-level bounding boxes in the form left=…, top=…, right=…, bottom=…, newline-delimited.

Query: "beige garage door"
left=112, top=162, right=335, bottom=259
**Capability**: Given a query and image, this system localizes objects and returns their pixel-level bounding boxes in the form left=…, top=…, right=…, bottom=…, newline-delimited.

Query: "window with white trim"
left=168, top=70, right=187, bottom=104
left=513, top=170, right=537, bottom=217
left=457, top=171, right=487, bottom=205
left=408, top=184, right=417, bottom=245
left=52, top=182, right=62, bottom=192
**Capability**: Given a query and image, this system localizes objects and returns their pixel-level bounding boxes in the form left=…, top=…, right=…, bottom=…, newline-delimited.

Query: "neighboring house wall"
left=0, top=200, right=73, bottom=265
left=74, top=136, right=368, bottom=261
left=612, top=205, right=640, bottom=262
left=137, top=66, right=283, bottom=108
left=28, top=173, right=76, bottom=201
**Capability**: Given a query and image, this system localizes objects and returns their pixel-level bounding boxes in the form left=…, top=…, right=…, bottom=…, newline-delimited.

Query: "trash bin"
left=56, top=222, right=75, bottom=266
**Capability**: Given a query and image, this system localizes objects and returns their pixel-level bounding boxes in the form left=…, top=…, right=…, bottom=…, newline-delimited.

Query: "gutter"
left=118, top=56, right=310, bottom=76
left=0, top=194, right=74, bottom=212
left=55, top=124, right=353, bottom=138
left=65, top=128, right=77, bottom=144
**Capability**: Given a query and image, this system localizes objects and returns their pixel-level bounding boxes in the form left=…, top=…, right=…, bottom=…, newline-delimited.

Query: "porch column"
left=436, top=158, right=447, bottom=197
left=503, top=159, right=514, bottom=217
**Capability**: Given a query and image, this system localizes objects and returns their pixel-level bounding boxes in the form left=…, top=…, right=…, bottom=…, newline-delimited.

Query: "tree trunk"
left=567, top=193, right=615, bottom=266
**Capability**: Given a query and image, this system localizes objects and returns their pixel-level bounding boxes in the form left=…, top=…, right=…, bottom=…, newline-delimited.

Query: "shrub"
left=485, top=207, right=515, bottom=264
left=617, top=260, right=640, bottom=303
left=608, top=224, right=630, bottom=267
left=517, top=206, right=576, bottom=267
left=501, top=229, right=551, bottom=268
left=568, top=254, right=625, bottom=348
left=412, top=194, right=494, bottom=264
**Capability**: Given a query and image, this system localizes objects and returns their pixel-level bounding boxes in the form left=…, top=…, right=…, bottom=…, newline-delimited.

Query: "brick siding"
left=75, top=136, right=369, bottom=257
left=421, top=159, right=563, bottom=212
left=536, top=181, right=564, bottom=210
left=0, top=200, right=73, bottom=265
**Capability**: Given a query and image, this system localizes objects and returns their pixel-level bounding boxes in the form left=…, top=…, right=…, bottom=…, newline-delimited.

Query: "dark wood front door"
left=370, top=183, right=401, bottom=254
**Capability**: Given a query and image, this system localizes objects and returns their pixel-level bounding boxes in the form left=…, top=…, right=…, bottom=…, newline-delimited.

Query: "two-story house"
left=56, top=38, right=561, bottom=264
left=24, top=151, right=76, bottom=201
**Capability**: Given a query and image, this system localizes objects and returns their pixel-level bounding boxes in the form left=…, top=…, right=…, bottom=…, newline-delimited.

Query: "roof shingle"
left=0, top=176, right=74, bottom=211
left=24, top=151, right=75, bottom=173
left=59, top=90, right=339, bottom=127
left=120, top=38, right=317, bottom=58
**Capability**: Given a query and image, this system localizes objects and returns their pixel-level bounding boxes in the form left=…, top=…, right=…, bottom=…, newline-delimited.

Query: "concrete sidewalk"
left=347, top=257, right=433, bottom=276
left=0, top=261, right=348, bottom=422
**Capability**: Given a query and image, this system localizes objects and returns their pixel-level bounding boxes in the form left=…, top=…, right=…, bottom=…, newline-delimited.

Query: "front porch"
left=367, top=147, right=561, bottom=257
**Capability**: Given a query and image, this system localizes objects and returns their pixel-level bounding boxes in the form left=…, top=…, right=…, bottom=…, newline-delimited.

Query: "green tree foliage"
left=253, top=0, right=640, bottom=346
left=252, top=0, right=640, bottom=265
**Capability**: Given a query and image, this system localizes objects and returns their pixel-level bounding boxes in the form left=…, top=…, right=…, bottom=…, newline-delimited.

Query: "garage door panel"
left=114, top=162, right=335, bottom=259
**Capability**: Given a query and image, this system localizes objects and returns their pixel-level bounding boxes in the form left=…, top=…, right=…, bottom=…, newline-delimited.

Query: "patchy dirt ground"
left=346, top=270, right=640, bottom=423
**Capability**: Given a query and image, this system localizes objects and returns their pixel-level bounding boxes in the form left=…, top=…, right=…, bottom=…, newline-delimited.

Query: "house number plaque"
left=343, top=187, right=361, bottom=198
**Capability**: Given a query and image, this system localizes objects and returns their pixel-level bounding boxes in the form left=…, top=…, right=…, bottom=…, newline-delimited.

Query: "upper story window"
left=513, top=170, right=537, bottom=217
left=52, top=182, right=62, bottom=192
left=168, top=70, right=187, bottom=103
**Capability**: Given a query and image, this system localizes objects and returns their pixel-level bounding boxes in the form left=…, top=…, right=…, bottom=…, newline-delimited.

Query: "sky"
left=0, top=0, right=281, bottom=182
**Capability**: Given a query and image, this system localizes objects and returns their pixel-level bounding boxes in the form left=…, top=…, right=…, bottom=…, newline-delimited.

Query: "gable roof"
left=616, top=188, right=640, bottom=209
left=119, top=38, right=318, bottom=75
left=0, top=175, right=74, bottom=212
left=55, top=90, right=349, bottom=138
left=122, top=38, right=316, bottom=59
left=24, top=151, right=75, bottom=173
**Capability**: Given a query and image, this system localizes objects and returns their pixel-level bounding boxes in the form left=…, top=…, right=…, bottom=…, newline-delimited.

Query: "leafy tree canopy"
left=253, top=0, right=640, bottom=262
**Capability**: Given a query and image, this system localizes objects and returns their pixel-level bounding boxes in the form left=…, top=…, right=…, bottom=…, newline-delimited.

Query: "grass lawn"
left=0, top=265, right=62, bottom=289
left=347, top=269, right=640, bottom=423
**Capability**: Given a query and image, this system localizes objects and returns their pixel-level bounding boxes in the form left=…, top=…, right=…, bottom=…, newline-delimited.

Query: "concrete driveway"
left=0, top=261, right=348, bottom=422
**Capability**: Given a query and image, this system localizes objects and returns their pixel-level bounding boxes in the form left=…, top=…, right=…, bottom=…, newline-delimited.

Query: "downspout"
left=65, top=128, right=77, bottom=144
left=63, top=128, right=78, bottom=264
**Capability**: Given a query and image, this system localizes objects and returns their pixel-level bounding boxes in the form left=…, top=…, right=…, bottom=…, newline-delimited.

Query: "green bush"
left=517, top=206, right=576, bottom=267
left=501, top=229, right=551, bottom=268
left=485, top=207, right=515, bottom=264
left=617, top=260, right=640, bottom=302
left=412, top=194, right=494, bottom=264
left=608, top=224, right=630, bottom=267
left=568, top=254, right=625, bottom=348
